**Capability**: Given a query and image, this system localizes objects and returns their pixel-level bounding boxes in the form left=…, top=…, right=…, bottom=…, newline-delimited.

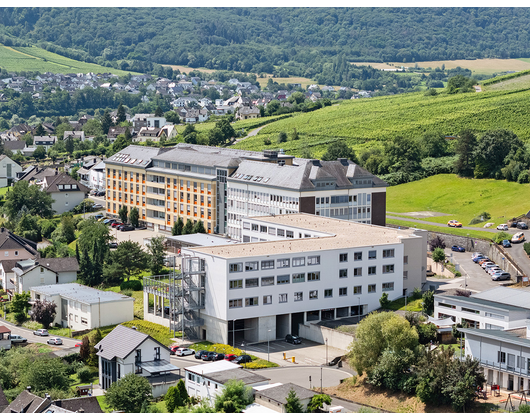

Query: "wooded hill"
left=1, top=8, right=530, bottom=84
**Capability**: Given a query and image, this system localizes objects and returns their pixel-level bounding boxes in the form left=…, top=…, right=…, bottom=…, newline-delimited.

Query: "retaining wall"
left=298, top=323, right=354, bottom=352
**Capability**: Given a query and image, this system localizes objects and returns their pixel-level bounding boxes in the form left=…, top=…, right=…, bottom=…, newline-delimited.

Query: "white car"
left=175, top=348, right=195, bottom=357
left=47, top=337, right=63, bottom=345
left=497, top=224, right=509, bottom=231
left=482, top=262, right=497, bottom=270
left=33, top=329, right=49, bottom=336
left=484, top=223, right=494, bottom=228
left=487, top=266, right=501, bottom=275
left=10, top=334, right=27, bottom=343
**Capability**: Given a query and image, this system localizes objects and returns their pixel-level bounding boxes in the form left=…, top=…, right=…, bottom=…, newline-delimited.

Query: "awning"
left=136, top=360, right=178, bottom=374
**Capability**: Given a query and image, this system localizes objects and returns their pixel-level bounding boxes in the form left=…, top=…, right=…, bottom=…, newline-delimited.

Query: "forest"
left=0, top=8, right=529, bottom=84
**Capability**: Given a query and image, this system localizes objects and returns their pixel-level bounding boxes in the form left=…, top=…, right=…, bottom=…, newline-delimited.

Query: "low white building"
left=184, top=360, right=269, bottom=401
left=96, top=324, right=178, bottom=397
left=29, top=283, right=134, bottom=331
left=0, top=155, right=22, bottom=187
left=88, top=160, right=105, bottom=192
left=13, top=258, right=79, bottom=294
left=157, top=213, right=427, bottom=345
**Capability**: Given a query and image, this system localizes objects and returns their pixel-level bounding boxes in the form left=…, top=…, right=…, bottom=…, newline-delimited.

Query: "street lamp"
left=357, top=297, right=361, bottom=324
left=320, top=366, right=323, bottom=394
left=233, top=319, right=236, bottom=349
left=267, top=329, right=271, bottom=362
left=325, top=338, right=328, bottom=365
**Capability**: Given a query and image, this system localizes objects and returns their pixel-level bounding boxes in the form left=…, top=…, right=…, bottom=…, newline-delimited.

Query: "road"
left=504, top=242, right=530, bottom=279
left=0, top=317, right=80, bottom=348
left=232, top=124, right=270, bottom=144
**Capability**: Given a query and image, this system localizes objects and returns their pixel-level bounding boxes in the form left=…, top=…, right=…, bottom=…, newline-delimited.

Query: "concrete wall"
left=298, top=323, right=354, bottom=352
left=427, top=258, right=456, bottom=278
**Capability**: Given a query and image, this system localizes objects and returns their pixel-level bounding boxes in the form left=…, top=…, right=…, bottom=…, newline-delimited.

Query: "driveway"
left=503, top=241, right=530, bottom=278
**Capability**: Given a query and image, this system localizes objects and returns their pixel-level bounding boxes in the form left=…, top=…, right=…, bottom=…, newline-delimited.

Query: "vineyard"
left=231, top=87, right=530, bottom=158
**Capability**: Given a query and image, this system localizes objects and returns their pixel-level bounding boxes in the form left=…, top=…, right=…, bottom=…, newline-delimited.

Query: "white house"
left=88, top=160, right=105, bottom=192
left=33, top=136, right=57, bottom=151
left=13, top=258, right=79, bottom=294
left=132, top=114, right=167, bottom=132
left=164, top=213, right=427, bottom=345
left=0, top=155, right=22, bottom=187
left=96, top=325, right=178, bottom=397
left=63, top=131, right=85, bottom=142
left=29, top=283, right=133, bottom=331
left=184, top=360, right=269, bottom=401
left=41, top=172, right=90, bottom=214
left=0, top=326, right=12, bottom=350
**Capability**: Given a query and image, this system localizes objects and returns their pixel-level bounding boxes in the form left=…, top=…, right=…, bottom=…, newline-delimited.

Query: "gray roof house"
left=96, top=325, right=178, bottom=398
left=13, top=257, right=79, bottom=295
left=41, top=172, right=90, bottom=214
left=2, top=389, right=103, bottom=413
left=254, top=383, right=317, bottom=413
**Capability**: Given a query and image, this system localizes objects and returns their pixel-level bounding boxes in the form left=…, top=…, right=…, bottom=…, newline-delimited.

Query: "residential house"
left=310, top=92, right=322, bottom=102
left=63, top=131, right=85, bottom=142
left=254, top=383, right=317, bottom=413
left=15, top=166, right=57, bottom=184
left=22, top=145, right=37, bottom=157
left=0, top=154, right=22, bottom=187
left=136, top=127, right=161, bottom=142
left=158, top=124, right=178, bottom=140
left=107, top=126, right=129, bottom=142
left=30, top=283, right=133, bottom=331
left=185, top=361, right=269, bottom=401
left=183, top=108, right=208, bottom=123
left=236, top=106, right=260, bottom=120
left=2, top=389, right=103, bottom=413
left=12, top=257, right=79, bottom=295
left=8, top=124, right=33, bottom=138
left=41, top=172, right=90, bottom=214
left=0, top=260, right=18, bottom=297
left=132, top=114, right=167, bottom=132
left=0, top=326, right=11, bottom=350
left=96, top=325, right=179, bottom=397
left=3, top=141, right=26, bottom=155
left=87, top=160, right=106, bottom=192
left=172, top=97, right=198, bottom=108
left=33, top=136, right=57, bottom=151
left=0, top=227, right=39, bottom=263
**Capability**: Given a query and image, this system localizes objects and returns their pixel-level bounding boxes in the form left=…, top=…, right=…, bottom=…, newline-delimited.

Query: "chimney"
left=26, top=386, right=31, bottom=392
left=45, top=393, right=50, bottom=401
left=337, top=158, right=348, bottom=166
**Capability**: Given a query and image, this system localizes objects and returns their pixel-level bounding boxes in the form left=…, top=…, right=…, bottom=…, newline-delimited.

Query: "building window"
left=354, top=286, right=362, bottom=295
left=310, top=290, right=318, bottom=300
left=81, top=317, right=87, bottom=325
left=339, top=253, right=348, bottom=262
left=308, top=272, right=320, bottom=281
left=251, top=223, right=259, bottom=231
left=354, top=267, right=362, bottom=277
left=292, top=257, right=305, bottom=267
left=368, top=266, right=376, bottom=275
left=229, top=280, right=243, bottom=289
left=277, top=258, right=290, bottom=268
left=368, top=284, right=376, bottom=293
left=261, top=276, right=274, bottom=286
left=382, top=282, right=394, bottom=291
left=263, top=295, right=272, bottom=305
left=261, top=260, right=274, bottom=270
left=498, top=351, right=506, bottom=364
left=383, top=264, right=395, bottom=274
left=339, top=287, right=347, bottom=296
left=277, top=275, right=290, bottom=285
left=324, top=289, right=333, bottom=298
left=245, top=297, right=259, bottom=307
left=307, top=256, right=320, bottom=265
left=294, top=292, right=303, bottom=302
left=245, top=278, right=259, bottom=288
left=135, top=350, right=142, bottom=373
left=245, top=261, right=259, bottom=271
left=260, top=225, right=268, bottom=233
left=383, top=249, right=395, bottom=258
left=286, top=230, right=294, bottom=238
left=403, top=256, right=408, bottom=265
left=229, top=263, right=243, bottom=273
left=292, top=273, right=305, bottom=283
left=354, top=252, right=362, bottom=261
left=368, top=250, right=377, bottom=260
left=339, top=269, right=348, bottom=278
left=403, top=271, right=408, bottom=280
left=279, top=293, right=288, bottom=303
left=154, top=347, right=160, bottom=361
left=229, top=299, right=243, bottom=308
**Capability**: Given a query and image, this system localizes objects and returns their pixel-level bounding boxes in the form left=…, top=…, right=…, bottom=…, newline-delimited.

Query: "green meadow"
left=0, top=44, right=135, bottom=75
left=386, top=174, right=530, bottom=231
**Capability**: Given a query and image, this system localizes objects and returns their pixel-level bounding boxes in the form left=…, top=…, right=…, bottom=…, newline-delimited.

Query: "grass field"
left=0, top=44, right=135, bottom=75
left=484, top=73, right=530, bottom=91
left=387, top=174, right=529, bottom=229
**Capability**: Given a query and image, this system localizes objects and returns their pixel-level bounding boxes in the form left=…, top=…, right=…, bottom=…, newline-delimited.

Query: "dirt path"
left=233, top=124, right=270, bottom=144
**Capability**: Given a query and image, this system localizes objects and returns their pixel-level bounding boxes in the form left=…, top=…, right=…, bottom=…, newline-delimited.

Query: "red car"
left=111, top=221, right=123, bottom=228
left=224, top=354, right=237, bottom=361
left=169, top=344, right=180, bottom=355
left=74, top=342, right=83, bottom=347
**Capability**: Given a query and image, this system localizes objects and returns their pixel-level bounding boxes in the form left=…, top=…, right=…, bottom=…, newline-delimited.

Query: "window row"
left=229, top=272, right=322, bottom=289
left=339, top=249, right=395, bottom=263
left=228, top=283, right=395, bottom=305
left=229, top=256, right=320, bottom=273
left=338, top=265, right=395, bottom=277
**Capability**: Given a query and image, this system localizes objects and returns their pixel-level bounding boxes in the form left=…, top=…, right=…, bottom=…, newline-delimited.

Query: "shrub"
left=432, top=247, right=445, bottom=263
left=14, top=312, right=27, bottom=324
left=278, top=132, right=288, bottom=143
left=517, top=404, right=530, bottom=413
left=379, top=292, right=390, bottom=309
left=524, top=242, right=530, bottom=256
left=518, top=171, right=530, bottom=184
left=492, top=232, right=511, bottom=244
left=411, top=287, right=423, bottom=300
left=263, top=138, right=271, bottom=145
left=77, top=366, right=92, bottom=383
left=121, top=289, right=133, bottom=297
left=120, top=280, right=142, bottom=291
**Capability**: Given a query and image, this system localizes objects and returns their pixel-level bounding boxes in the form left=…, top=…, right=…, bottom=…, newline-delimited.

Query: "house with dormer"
left=41, top=172, right=90, bottom=214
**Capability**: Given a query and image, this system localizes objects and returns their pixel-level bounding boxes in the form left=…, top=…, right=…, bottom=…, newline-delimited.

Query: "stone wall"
left=298, top=322, right=354, bottom=352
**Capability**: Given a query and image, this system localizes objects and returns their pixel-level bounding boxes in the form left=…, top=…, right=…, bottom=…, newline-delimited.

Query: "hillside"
left=2, top=8, right=530, bottom=82
left=232, top=88, right=530, bottom=157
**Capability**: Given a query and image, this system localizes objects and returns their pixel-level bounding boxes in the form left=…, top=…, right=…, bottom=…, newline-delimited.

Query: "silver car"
left=33, top=329, right=49, bottom=336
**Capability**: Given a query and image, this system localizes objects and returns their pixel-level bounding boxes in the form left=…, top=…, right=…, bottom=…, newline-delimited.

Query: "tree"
left=21, top=357, right=71, bottom=394
left=383, top=135, right=421, bottom=174
left=108, top=240, right=147, bottom=282
left=65, top=136, right=75, bottom=154
left=432, top=247, right=445, bottom=264
left=116, top=102, right=127, bottom=124
left=417, top=322, right=437, bottom=345
left=182, top=124, right=196, bottom=138
left=474, top=129, right=523, bottom=179
left=35, top=123, right=46, bottom=136
left=30, top=299, right=57, bottom=329
left=4, top=181, right=54, bottom=220
left=88, top=329, right=102, bottom=366
left=48, top=149, right=58, bottom=164
left=446, top=75, right=477, bottom=94
left=428, top=235, right=446, bottom=252
left=176, top=378, right=189, bottom=406
left=379, top=292, right=390, bottom=309
left=208, top=128, right=224, bottom=146
left=172, top=216, right=184, bottom=235
left=291, top=128, right=299, bottom=140
left=56, top=122, right=73, bottom=141
left=101, top=110, right=113, bottom=135
left=193, top=220, right=206, bottom=234
left=79, top=335, right=91, bottom=361
left=215, top=119, right=235, bottom=142
left=146, top=236, right=166, bottom=275
left=15, top=213, right=42, bottom=242
left=129, top=207, right=139, bottom=227
left=182, top=219, right=194, bottom=235
left=105, top=373, right=152, bottom=413
left=285, top=389, right=304, bottom=413
left=164, top=111, right=180, bottom=124
left=278, top=131, right=288, bottom=143
left=213, top=379, right=253, bottom=413
left=77, top=219, right=111, bottom=286
left=23, top=132, right=33, bottom=147
left=51, top=214, right=76, bottom=244
left=420, top=132, right=448, bottom=158
left=422, top=290, right=435, bottom=315
left=154, top=106, right=163, bottom=117
left=165, top=386, right=180, bottom=413
left=307, top=394, right=332, bottom=413
left=347, top=311, right=419, bottom=376
left=322, top=140, right=357, bottom=163
left=11, top=292, right=31, bottom=315
left=119, top=206, right=128, bottom=224
left=367, top=347, right=418, bottom=393
left=82, top=118, right=103, bottom=136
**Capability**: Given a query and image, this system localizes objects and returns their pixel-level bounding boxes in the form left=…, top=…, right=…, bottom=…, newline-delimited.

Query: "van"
left=512, top=232, right=525, bottom=243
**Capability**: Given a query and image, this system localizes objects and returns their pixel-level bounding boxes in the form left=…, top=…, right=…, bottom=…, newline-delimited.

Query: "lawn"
left=188, top=341, right=279, bottom=369
left=96, top=396, right=112, bottom=413
left=387, top=218, right=497, bottom=241
left=386, top=297, right=423, bottom=312
left=386, top=174, right=530, bottom=230
left=0, top=186, right=9, bottom=196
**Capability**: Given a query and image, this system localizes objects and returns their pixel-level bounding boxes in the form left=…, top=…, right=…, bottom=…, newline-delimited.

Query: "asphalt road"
left=504, top=242, right=530, bottom=279
left=0, top=318, right=79, bottom=348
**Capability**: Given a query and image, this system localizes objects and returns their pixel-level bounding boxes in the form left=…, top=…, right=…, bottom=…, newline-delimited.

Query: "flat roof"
left=187, top=213, right=417, bottom=259
left=185, top=360, right=241, bottom=375
left=472, top=287, right=530, bottom=311
left=167, top=233, right=239, bottom=247
left=30, top=283, right=134, bottom=305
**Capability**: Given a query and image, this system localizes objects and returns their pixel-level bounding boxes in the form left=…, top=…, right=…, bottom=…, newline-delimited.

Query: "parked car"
left=471, top=252, right=483, bottom=259
left=93, top=204, right=103, bottom=209
left=489, top=269, right=504, bottom=277
left=517, top=222, right=528, bottom=229
left=486, top=266, right=500, bottom=275
left=109, top=242, right=118, bottom=249
left=111, top=221, right=122, bottom=228
left=502, top=240, right=512, bottom=248
left=33, top=329, right=49, bottom=336
left=119, top=224, right=135, bottom=231
left=213, top=353, right=225, bottom=360
left=74, top=342, right=83, bottom=347
left=224, top=354, right=237, bottom=361
left=96, top=191, right=106, bottom=197
left=94, top=214, right=104, bottom=220
left=510, top=221, right=518, bottom=228
left=201, top=351, right=217, bottom=361
left=47, top=338, right=63, bottom=345
left=512, top=232, right=525, bottom=243
left=492, top=272, right=511, bottom=281
left=447, top=220, right=462, bottom=228
left=497, top=224, right=509, bottom=231
left=451, top=245, right=465, bottom=252
left=233, top=355, right=252, bottom=364
left=482, top=262, right=497, bottom=270
left=286, top=334, right=302, bottom=344
left=477, top=258, right=491, bottom=265
left=90, top=189, right=97, bottom=195
left=195, top=350, right=209, bottom=360
left=484, top=222, right=494, bottom=228
left=103, top=219, right=115, bottom=225
left=10, top=334, right=27, bottom=343
left=175, top=348, right=195, bottom=357
left=169, top=344, right=180, bottom=355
